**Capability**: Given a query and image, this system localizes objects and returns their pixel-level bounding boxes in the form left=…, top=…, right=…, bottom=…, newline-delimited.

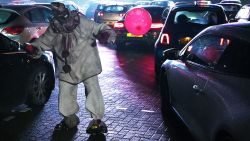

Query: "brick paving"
left=0, top=45, right=194, bottom=141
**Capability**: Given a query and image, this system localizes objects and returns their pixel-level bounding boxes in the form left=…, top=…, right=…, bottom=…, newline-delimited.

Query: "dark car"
left=154, top=2, right=228, bottom=80
left=0, top=33, right=55, bottom=113
left=114, top=5, right=165, bottom=50
left=217, top=2, right=242, bottom=20
left=235, top=4, right=250, bottom=22
left=160, top=22, right=250, bottom=141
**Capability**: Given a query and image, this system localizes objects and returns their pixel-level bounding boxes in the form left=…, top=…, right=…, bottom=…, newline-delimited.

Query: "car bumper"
left=115, top=30, right=161, bottom=46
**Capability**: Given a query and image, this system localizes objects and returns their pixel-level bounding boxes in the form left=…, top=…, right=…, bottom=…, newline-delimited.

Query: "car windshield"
left=0, top=10, right=17, bottom=24
left=174, top=10, right=219, bottom=25
left=151, top=1, right=168, bottom=6
left=103, top=5, right=126, bottom=12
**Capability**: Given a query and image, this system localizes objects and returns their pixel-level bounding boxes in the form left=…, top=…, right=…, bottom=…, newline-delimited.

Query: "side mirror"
left=163, top=48, right=179, bottom=60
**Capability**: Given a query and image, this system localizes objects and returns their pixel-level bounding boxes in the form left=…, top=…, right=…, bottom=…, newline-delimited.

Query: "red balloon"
left=124, top=8, right=152, bottom=36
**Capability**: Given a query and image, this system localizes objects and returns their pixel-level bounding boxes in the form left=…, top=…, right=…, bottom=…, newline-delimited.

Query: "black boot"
left=86, top=119, right=108, bottom=134
left=54, top=114, right=80, bottom=132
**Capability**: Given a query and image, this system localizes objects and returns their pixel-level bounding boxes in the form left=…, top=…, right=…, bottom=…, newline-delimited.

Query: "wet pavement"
left=0, top=44, right=195, bottom=141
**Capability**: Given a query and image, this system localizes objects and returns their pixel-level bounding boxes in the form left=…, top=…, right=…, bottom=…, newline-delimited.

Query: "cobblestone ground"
left=0, top=45, right=194, bottom=141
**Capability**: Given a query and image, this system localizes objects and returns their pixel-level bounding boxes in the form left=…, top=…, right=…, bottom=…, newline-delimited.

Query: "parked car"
left=114, top=5, right=165, bottom=50
left=220, top=0, right=242, bottom=4
left=151, top=0, right=175, bottom=7
left=217, top=2, right=242, bottom=21
left=0, top=33, right=55, bottom=113
left=0, top=4, right=52, bottom=44
left=135, top=0, right=152, bottom=6
left=95, top=4, right=135, bottom=27
left=154, top=1, right=228, bottom=80
left=160, top=22, right=250, bottom=141
left=235, top=4, right=250, bottom=22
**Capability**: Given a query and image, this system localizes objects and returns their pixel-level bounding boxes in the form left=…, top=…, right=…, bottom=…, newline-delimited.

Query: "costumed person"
left=23, top=2, right=116, bottom=134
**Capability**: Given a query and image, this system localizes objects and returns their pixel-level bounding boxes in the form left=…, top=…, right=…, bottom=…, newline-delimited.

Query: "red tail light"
left=151, top=23, right=164, bottom=29
left=2, top=26, right=24, bottom=35
left=114, top=22, right=124, bottom=29
left=160, top=33, right=170, bottom=45
left=98, top=12, right=104, bottom=16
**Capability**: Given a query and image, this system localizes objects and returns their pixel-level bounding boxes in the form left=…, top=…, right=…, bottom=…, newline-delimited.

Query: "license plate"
left=127, top=33, right=143, bottom=37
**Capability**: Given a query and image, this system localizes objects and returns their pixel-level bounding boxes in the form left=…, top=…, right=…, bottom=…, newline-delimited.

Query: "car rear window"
left=220, top=4, right=241, bottom=11
left=174, top=10, right=220, bottom=25
left=144, top=7, right=165, bottom=21
left=0, top=10, right=18, bottom=24
left=103, top=5, right=126, bottom=12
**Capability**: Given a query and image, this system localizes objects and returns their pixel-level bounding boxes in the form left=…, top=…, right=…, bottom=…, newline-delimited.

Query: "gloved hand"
left=23, top=43, right=37, bottom=54
left=98, top=31, right=110, bottom=44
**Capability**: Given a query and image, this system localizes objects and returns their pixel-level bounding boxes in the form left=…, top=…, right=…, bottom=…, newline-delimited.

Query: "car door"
left=167, top=36, right=209, bottom=120
left=178, top=35, right=230, bottom=139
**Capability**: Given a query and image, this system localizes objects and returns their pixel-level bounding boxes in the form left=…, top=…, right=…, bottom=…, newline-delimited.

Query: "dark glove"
left=23, top=43, right=37, bottom=54
left=98, top=31, right=110, bottom=44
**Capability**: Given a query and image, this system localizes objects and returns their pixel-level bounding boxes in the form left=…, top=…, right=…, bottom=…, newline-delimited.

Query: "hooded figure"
left=27, top=2, right=116, bottom=134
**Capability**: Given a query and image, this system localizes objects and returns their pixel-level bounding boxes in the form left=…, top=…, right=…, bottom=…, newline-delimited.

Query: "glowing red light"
left=124, top=8, right=152, bottom=36
left=160, top=33, right=170, bottom=45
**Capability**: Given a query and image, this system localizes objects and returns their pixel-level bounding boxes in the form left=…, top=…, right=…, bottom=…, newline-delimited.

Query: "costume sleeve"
left=30, top=25, right=56, bottom=58
left=92, top=22, right=116, bottom=43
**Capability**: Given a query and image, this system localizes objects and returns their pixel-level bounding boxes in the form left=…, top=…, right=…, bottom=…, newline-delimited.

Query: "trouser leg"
left=59, top=80, right=79, bottom=117
left=84, top=75, right=104, bottom=119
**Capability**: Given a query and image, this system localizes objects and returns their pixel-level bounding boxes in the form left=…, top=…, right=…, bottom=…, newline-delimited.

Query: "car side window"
left=25, top=8, right=45, bottom=23
left=43, top=8, right=53, bottom=22
left=217, top=39, right=250, bottom=76
left=184, top=35, right=227, bottom=68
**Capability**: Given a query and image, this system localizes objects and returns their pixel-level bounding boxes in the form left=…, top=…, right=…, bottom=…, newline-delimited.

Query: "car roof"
left=200, top=22, right=250, bottom=42
left=0, top=4, right=51, bottom=13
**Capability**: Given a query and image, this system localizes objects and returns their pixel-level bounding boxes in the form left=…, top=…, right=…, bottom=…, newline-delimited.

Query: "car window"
left=42, top=8, right=53, bottom=23
left=0, top=10, right=18, bottom=24
left=66, top=5, right=77, bottom=11
left=217, top=39, right=250, bottom=76
left=145, top=7, right=165, bottom=20
left=184, top=35, right=227, bottom=68
left=220, top=4, right=241, bottom=11
left=235, top=6, right=250, bottom=19
left=25, top=8, right=46, bottom=23
left=103, top=6, right=126, bottom=12
left=174, top=10, right=219, bottom=25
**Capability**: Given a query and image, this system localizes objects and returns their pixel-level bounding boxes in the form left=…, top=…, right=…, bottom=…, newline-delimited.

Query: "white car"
left=160, top=22, right=250, bottom=141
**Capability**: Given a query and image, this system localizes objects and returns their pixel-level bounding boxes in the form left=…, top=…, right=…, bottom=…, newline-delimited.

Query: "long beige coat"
left=31, top=15, right=116, bottom=84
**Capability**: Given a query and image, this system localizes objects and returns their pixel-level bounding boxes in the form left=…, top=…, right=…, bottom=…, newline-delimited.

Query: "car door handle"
left=193, top=85, right=203, bottom=93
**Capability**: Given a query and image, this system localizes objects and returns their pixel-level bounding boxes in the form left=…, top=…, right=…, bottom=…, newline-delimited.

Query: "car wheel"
left=25, top=65, right=53, bottom=106
left=160, top=72, right=171, bottom=116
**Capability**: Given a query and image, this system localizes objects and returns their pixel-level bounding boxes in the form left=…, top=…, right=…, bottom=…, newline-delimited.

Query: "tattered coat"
left=31, top=14, right=115, bottom=84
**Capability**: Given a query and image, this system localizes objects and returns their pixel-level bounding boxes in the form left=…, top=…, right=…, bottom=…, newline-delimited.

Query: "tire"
left=25, top=65, right=53, bottom=106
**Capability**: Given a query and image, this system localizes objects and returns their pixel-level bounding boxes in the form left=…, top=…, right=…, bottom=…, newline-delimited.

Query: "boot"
left=86, top=119, right=108, bottom=134
left=54, top=114, right=80, bottom=131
